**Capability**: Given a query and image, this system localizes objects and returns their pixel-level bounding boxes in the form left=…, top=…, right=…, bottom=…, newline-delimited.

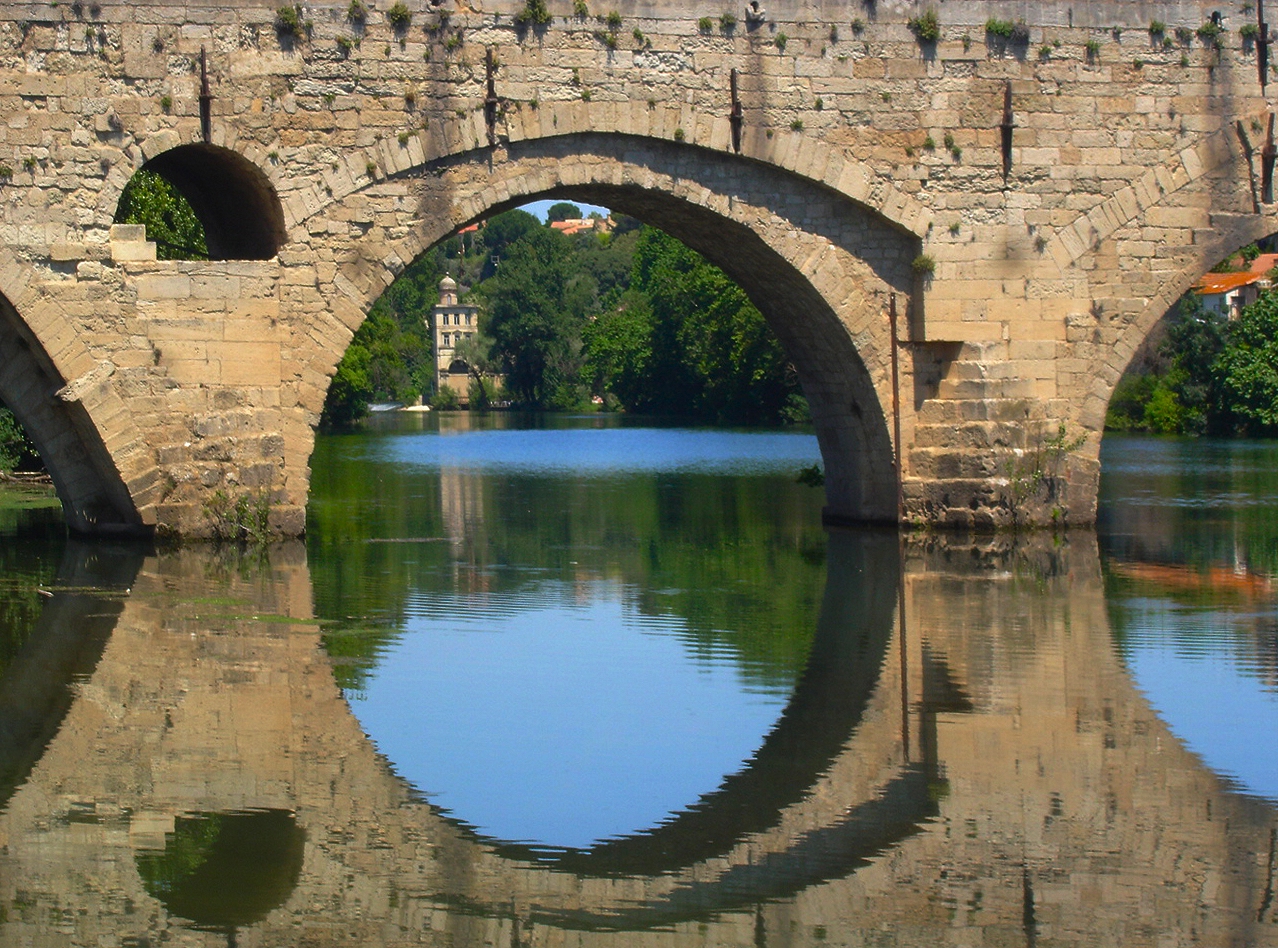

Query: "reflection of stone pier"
left=0, top=535, right=1274, bottom=946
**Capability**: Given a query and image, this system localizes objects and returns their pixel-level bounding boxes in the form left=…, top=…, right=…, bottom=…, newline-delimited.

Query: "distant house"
left=1193, top=269, right=1272, bottom=319
left=549, top=217, right=614, bottom=236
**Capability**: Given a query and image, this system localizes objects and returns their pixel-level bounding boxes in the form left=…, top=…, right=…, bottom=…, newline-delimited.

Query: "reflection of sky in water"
left=346, top=580, right=789, bottom=850
left=1117, top=597, right=1278, bottom=804
left=381, top=428, right=821, bottom=476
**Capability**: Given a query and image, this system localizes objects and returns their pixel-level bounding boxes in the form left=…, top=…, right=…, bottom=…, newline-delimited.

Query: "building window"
left=444, top=333, right=451, bottom=346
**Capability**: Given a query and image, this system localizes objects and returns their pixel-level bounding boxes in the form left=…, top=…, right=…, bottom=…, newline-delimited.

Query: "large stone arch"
left=0, top=289, right=150, bottom=534
left=305, top=133, right=922, bottom=524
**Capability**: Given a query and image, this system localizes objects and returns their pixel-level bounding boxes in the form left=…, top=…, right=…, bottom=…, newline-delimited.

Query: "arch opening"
left=1104, top=237, right=1278, bottom=440
left=121, top=144, right=285, bottom=261
left=320, top=135, right=918, bottom=524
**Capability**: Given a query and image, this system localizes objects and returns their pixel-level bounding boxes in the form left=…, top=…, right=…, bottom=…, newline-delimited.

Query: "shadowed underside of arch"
left=0, top=295, right=144, bottom=534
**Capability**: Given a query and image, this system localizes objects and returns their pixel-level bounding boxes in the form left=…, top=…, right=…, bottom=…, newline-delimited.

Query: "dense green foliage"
left=1105, top=289, right=1278, bottom=436
left=0, top=406, right=40, bottom=473
left=320, top=210, right=807, bottom=426
left=114, top=169, right=208, bottom=261
left=585, top=228, right=805, bottom=423
left=319, top=239, right=457, bottom=428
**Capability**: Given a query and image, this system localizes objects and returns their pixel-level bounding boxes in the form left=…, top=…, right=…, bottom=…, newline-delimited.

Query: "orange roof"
left=1194, top=270, right=1264, bottom=294
left=1250, top=252, right=1278, bottom=273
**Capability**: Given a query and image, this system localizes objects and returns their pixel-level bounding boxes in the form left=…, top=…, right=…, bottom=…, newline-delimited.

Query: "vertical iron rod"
left=999, top=81, right=1014, bottom=183
left=889, top=292, right=904, bottom=522
left=1265, top=114, right=1277, bottom=203
left=729, top=68, right=743, bottom=153
left=484, top=47, right=499, bottom=146
left=199, top=47, right=212, bottom=144
left=1260, top=0, right=1271, bottom=88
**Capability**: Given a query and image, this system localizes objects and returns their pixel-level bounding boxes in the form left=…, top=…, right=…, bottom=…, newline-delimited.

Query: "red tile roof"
left=1250, top=252, right=1278, bottom=274
left=1194, top=270, right=1265, bottom=294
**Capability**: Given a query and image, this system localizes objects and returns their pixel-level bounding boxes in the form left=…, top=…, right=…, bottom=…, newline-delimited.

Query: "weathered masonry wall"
left=0, top=0, right=1273, bottom=533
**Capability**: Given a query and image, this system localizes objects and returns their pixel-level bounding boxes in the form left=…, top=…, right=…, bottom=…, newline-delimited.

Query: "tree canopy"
left=319, top=210, right=809, bottom=425
left=114, top=169, right=209, bottom=261
left=1107, top=286, right=1278, bottom=437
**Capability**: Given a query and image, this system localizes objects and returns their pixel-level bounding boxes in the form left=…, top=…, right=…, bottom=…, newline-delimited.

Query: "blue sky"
left=518, top=199, right=612, bottom=222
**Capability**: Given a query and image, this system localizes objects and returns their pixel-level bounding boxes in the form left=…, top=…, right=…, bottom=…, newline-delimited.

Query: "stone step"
left=937, top=376, right=1038, bottom=399
left=912, top=421, right=1030, bottom=449
left=914, top=397, right=1038, bottom=425
left=907, top=446, right=1016, bottom=480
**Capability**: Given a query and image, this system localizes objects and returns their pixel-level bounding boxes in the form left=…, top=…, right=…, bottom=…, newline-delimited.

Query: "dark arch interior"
left=0, top=294, right=142, bottom=534
left=139, top=144, right=286, bottom=261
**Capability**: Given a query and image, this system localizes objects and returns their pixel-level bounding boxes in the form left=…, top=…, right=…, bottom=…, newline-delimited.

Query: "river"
left=0, top=415, right=1274, bottom=946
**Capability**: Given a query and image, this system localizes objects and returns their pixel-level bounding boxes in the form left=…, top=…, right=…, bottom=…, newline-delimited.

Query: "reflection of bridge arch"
left=0, top=535, right=1275, bottom=946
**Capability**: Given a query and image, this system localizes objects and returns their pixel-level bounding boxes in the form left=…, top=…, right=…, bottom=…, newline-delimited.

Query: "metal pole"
left=888, top=293, right=904, bottom=522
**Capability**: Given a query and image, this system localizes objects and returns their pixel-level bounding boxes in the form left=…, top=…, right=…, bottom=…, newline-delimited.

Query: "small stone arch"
left=122, top=143, right=286, bottom=261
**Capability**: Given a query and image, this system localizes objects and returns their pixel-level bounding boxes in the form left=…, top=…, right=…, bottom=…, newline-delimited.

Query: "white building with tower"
left=430, top=275, right=480, bottom=405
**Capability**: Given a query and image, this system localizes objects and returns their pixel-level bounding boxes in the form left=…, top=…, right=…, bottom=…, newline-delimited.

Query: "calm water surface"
left=0, top=419, right=1274, bottom=946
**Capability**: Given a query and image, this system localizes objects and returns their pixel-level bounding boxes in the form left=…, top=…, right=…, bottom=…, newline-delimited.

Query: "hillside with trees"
left=320, top=206, right=809, bottom=427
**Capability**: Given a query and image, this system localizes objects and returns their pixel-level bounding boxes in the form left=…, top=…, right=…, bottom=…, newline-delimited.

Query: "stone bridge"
left=0, top=0, right=1273, bottom=534
left=0, top=534, right=1274, bottom=946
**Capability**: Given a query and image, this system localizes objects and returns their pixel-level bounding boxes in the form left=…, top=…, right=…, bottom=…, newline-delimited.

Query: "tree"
left=320, top=344, right=373, bottom=429
left=545, top=201, right=583, bottom=223
left=481, top=226, right=590, bottom=409
left=114, top=169, right=209, bottom=260
left=589, top=226, right=802, bottom=423
left=0, top=405, right=40, bottom=473
left=1161, top=292, right=1229, bottom=434
left=453, top=331, right=498, bottom=409
left=1216, top=291, right=1278, bottom=434
left=479, top=209, right=540, bottom=278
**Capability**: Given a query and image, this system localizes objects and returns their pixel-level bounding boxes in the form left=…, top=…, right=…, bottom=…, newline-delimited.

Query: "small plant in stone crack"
left=907, top=8, right=940, bottom=42
left=387, top=1, right=412, bottom=30
left=202, top=489, right=273, bottom=546
left=1004, top=423, right=1086, bottom=524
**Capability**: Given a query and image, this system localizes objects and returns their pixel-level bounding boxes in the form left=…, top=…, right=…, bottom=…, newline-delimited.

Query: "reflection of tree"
left=134, top=810, right=306, bottom=935
left=308, top=436, right=826, bottom=695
